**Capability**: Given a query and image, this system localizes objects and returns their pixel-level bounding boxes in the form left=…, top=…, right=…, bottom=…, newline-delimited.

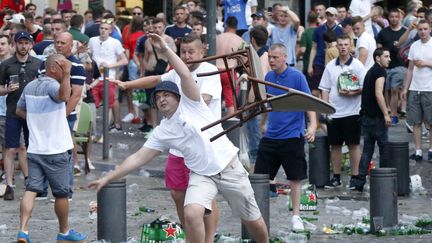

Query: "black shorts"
left=308, top=64, right=325, bottom=91
left=254, top=137, right=307, bottom=181
left=327, top=115, right=361, bottom=146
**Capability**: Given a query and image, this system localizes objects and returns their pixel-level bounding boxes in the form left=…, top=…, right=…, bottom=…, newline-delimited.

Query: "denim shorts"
left=26, top=152, right=70, bottom=198
left=385, top=66, right=406, bottom=89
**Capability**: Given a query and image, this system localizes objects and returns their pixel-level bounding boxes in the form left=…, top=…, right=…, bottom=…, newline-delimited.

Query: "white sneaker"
left=88, top=159, right=95, bottom=170
left=121, top=113, right=134, bottom=123
left=292, top=215, right=305, bottom=231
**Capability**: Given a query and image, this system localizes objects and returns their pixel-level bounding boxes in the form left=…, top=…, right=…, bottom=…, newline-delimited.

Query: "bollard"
left=381, top=142, right=410, bottom=196
left=241, top=174, right=269, bottom=240
left=308, top=136, right=330, bottom=188
left=370, top=168, right=398, bottom=233
left=97, top=179, right=127, bottom=242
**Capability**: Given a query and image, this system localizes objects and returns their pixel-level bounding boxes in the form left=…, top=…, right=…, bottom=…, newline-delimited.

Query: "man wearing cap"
left=89, top=33, right=269, bottom=243
left=0, top=31, right=42, bottom=201
left=308, top=7, right=343, bottom=98
left=241, top=11, right=270, bottom=45
left=111, top=34, right=222, bottom=243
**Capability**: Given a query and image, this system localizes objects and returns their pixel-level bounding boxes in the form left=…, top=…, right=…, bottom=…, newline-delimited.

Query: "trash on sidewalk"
left=139, top=169, right=150, bottom=177
left=325, top=205, right=351, bottom=216
left=118, top=143, right=129, bottom=150
left=277, top=231, right=308, bottom=242
left=352, top=207, right=369, bottom=221
left=139, top=206, right=155, bottom=213
left=0, top=224, right=7, bottom=234
left=89, top=201, right=97, bottom=220
left=0, top=184, right=6, bottom=197
left=127, top=183, right=139, bottom=194
left=324, top=197, right=340, bottom=204
left=141, top=217, right=185, bottom=242
left=410, top=174, right=428, bottom=195
left=288, top=184, right=317, bottom=211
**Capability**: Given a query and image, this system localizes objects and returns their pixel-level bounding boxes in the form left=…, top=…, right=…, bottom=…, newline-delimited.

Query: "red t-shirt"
left=35, top=32, right=44, bottom=43
left=123, top=31, right=144, bottom=60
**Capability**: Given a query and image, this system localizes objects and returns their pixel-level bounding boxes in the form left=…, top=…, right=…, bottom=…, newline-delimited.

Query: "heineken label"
left=288, top=189, right=318, bottom=211
left=337, top=71, right=360, bottom=92
left=141, top=218, right=185, bottom=242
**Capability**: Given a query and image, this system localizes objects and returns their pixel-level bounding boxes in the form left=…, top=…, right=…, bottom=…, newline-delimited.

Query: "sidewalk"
left=1, top=113, right=432, bottom=242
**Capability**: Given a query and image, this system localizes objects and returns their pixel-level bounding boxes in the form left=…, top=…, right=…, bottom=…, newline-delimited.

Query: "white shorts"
left=184, top=156, right=262, bottom=221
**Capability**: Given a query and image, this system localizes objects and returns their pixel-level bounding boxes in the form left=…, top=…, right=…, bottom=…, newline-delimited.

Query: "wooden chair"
left=188, top=45, right=336, bottom=141
left=74, top=102, right=93, bottom=174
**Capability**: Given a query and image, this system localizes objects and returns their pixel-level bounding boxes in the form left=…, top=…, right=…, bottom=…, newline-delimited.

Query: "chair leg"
left=83, top=144, right=89, bottom=175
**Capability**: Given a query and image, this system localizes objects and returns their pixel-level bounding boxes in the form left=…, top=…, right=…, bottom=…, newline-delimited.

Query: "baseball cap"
left=151, top=81, right=181, bottom=106
left=341, top=17, right=353, bottom=27
left=8, top=13, right=25, bottom=24
left=14, top=31, right=33, bottom=42
left=251, top=11, right=265, bottom=19
left=325, top=7, right=338, bottom=16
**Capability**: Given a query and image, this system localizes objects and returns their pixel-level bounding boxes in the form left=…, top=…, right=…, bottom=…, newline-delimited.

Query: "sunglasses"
left=101, top=18, right=114, bottom=24
left=132, top=12, right=142, bottom=16
left=19, top=62, right=26, bottom=75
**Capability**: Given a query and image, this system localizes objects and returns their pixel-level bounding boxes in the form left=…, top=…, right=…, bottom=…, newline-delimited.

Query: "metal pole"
left=206, top=0, right=217, bottom=62
left=102, top=68, right=109, bottom=160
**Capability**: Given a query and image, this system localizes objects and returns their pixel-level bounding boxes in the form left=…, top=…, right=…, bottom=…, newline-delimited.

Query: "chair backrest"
left=75, top=102, right=92, bottom=136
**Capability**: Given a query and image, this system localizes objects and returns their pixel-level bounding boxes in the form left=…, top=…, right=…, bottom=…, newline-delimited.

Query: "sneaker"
left=269, top=190, right=278, bottom=198
left=405, top=121, right=413, bottom=133
left=348, top=176, right=365, bottom=191
left=4, top=185, right=14, bottom=200
left=409, top=153, right=423, bottom=162
left=35, top=193, right=48, bottom=201
left=138, top=124, right=153, bottom=133
left=131, top=117, right=142, bottom=124
left=73, top=166, right=81, bottom=177
left=292, top=215, right=305, bottom=231
left=391, top=116, right=399, bottom=125
left=56, top=229, right=86, bottom=243
left=109, top=126, right=122, bottom=133
left=324, top=177, right=341, bottom=189
left=17, top=231, right=31, bottom=243
left=121, top=113, right=134, bottom=123
left=87, top=159, right=95, bottom=170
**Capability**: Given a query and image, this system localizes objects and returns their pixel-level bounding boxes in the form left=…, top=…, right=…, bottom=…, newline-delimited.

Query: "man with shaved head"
left=16, top=53, right=87, bottom=242
left=38, top=31, right=87, bottom=200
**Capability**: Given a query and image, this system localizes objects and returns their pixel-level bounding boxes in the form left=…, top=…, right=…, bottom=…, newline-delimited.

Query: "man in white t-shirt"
left=111, top=34, right=222, bottom=243
left=319, top=34, right=367, bottom=190
left=349, top=0, right=383, bottom=36
left=88, top=21, right=128, bottom=132
left=401, top=20, right=432, bottom=162
left=89, top=33, right=268, bottom=243
left=352, top=16, right=377, bottom=70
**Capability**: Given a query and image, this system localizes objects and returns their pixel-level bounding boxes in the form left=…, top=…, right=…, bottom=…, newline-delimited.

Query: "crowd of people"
left=0, top=0, right=431, bottom=242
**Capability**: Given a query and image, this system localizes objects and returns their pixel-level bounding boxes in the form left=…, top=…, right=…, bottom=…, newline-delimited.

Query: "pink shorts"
left=165, top=153, right=190, bottom=190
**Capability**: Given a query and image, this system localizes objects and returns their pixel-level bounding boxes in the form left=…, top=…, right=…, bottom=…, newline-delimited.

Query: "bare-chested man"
left=216, top=16, right=245, bottom=116
left=142, top=18, right=176, bottom=131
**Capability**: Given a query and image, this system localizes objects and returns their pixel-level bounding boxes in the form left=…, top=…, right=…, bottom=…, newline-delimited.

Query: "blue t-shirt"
left=270, top=25, right=297, bottom=65
left=165, top=25, right=192, bottom=40
left=312, top=24, right=343, bottom=66
left=224, top=0, right=248, bottom=31
left=135, top=35, right=148, bottom=55
left=33, top=40, right=54, bottom=55
left=264, top=67, right=311, bottom=139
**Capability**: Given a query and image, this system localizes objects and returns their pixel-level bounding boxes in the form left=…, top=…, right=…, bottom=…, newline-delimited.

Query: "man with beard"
left=0, top=31, right=42, bottom=200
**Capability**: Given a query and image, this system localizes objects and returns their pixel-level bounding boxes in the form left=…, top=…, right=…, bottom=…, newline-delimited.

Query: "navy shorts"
left=255, top=137, right=307, bottom=181
left=5, top=116, right=28, bottom=148
left=26, top=152, right=70, bottom=198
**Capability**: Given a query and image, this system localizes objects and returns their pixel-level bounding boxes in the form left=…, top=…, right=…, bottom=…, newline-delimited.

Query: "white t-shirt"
left=245, top=0, right=258, bottom=26
left=144, top=96, right=239, bottom=176
left=350, top=0, right=377, bottom=36
left=408, top=38, right=432, bottom=91
left=88, top=36, right=125, bottom=79
left=161, top=62, right=222, bottom=157
left=355, top=31, right=376, bottom=70
left=319, top=57, right=367, bottom=118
